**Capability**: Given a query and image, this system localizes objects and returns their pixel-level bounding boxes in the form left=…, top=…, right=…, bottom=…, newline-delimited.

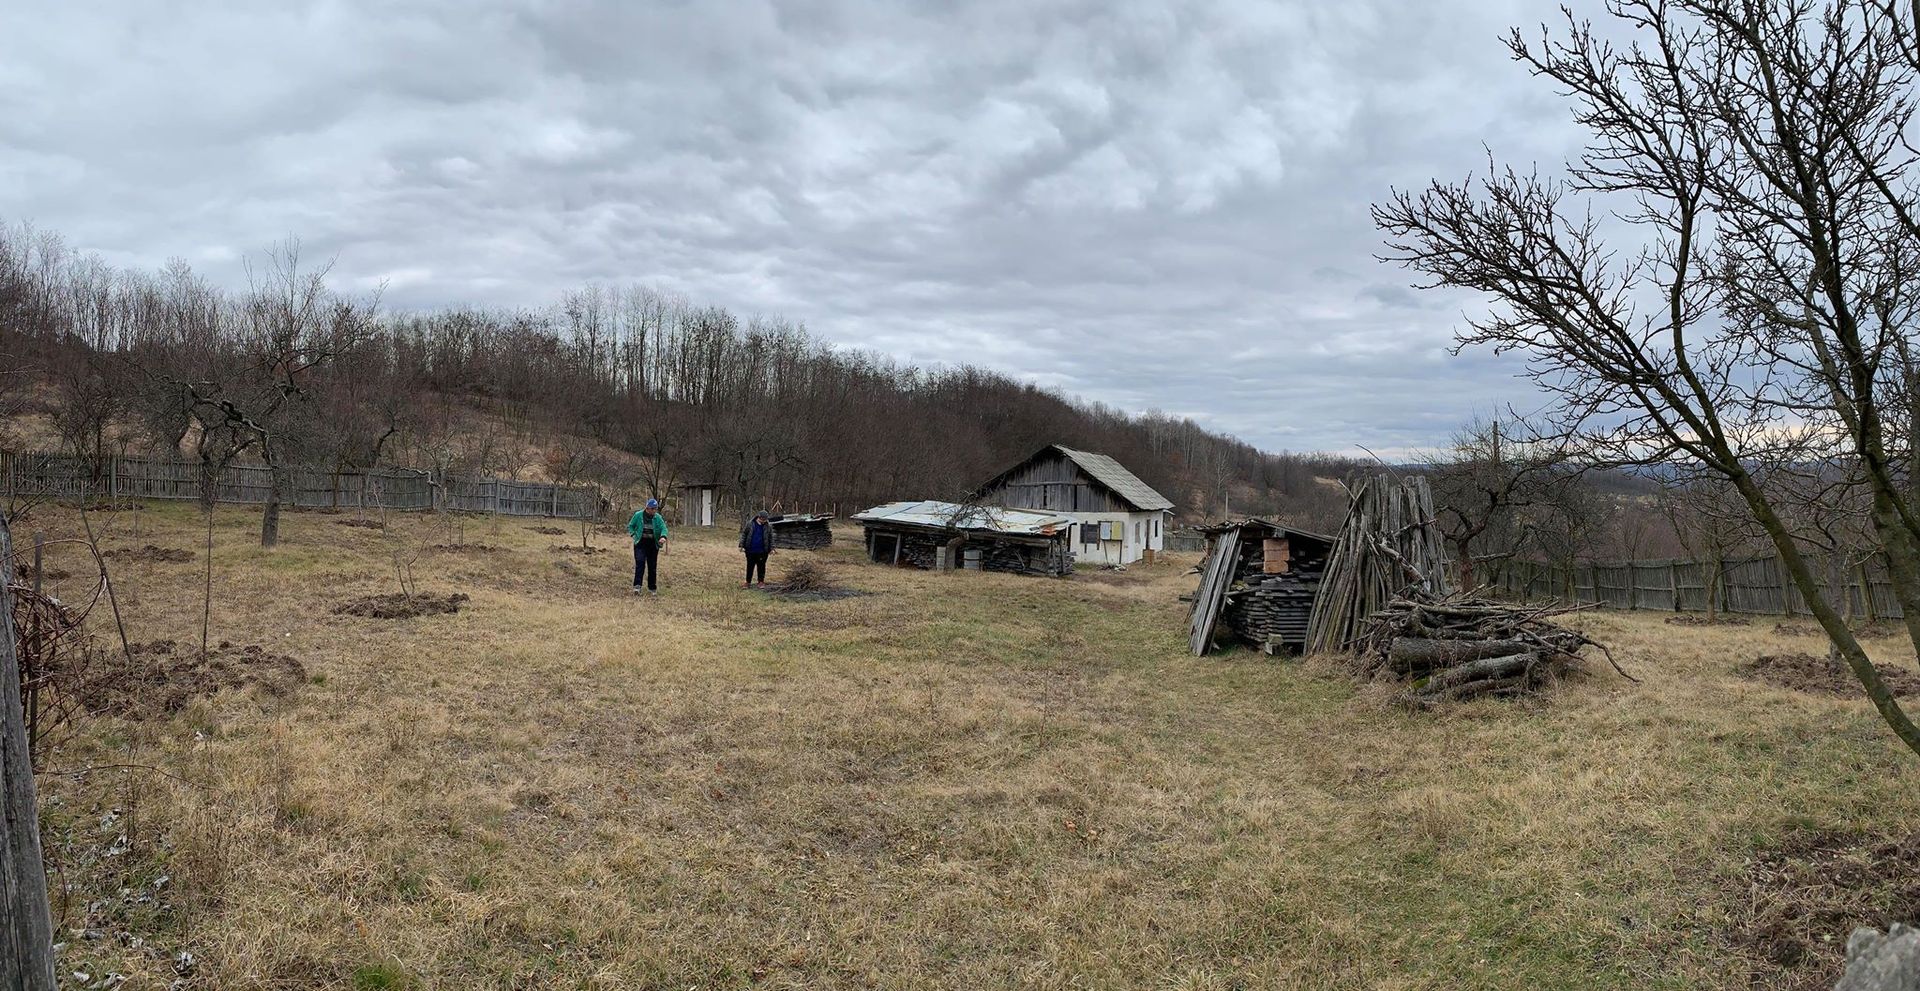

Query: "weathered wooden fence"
left=0, top=450, right=599, bottom=519
left=1499, top=554, right=1904, bottom=618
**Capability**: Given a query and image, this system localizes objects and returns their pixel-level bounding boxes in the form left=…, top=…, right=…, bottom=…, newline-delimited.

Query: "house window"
left=1153, top=517, right=1160, bottom=538
left=1081, top=522, right=1101, bottom=545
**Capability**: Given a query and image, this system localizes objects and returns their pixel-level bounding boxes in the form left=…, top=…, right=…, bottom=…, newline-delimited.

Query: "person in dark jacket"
left=739, top=506, right=783, bottom=587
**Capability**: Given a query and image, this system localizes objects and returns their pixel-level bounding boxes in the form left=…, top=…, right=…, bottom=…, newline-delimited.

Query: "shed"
left=1188, top=519, right=1335, bottom=656
left=852, top=500, right=1074, bottom=577
left=972, top=445, right=1174, bottom=566
left=680, top=482, right=720, bottom=527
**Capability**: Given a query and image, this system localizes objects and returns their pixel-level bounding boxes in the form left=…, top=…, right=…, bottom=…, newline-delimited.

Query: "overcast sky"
left=2, top=0, right=1595, bottom=456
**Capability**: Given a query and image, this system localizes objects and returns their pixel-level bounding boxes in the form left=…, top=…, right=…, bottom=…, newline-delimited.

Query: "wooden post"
left=0, top=524, right=58, bottom=989
left=1860, top=561, right=1878, bottom=622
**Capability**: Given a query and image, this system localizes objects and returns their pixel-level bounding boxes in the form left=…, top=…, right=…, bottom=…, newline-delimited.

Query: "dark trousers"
left=746, top=552, right=769, bottom=583
left=633, top=538, right=660, bottom=589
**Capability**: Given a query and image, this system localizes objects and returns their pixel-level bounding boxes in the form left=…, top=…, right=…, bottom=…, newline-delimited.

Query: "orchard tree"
left=1376, top=0, right=1920, bottom=754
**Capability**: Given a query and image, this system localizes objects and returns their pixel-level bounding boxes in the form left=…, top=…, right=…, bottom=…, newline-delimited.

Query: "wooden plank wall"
left=978, top=453, right=1129, bottom=513
left=1498, top=554, right=1905, bottom=619
left=1, top=450, right=597, bottom=519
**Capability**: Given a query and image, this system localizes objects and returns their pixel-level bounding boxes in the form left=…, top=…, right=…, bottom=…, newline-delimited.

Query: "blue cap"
left=645, top=498, right=659, bottom=509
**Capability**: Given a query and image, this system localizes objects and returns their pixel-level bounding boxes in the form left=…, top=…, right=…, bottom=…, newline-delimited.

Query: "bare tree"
left=169, top=242, right=378, bottom=546
left=1425, top=416, right=1571, bottom=590
left=1376, top=0, right=1920, bottom=754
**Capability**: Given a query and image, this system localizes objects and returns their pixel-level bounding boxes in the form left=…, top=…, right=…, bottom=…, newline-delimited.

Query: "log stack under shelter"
left=1188, top=520, right=1335, bottom=655
left=769, top=514, right=834, bottom=550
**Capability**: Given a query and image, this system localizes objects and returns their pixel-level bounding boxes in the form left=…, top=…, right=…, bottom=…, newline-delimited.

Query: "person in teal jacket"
left=627, top=498, right=669, bottom=593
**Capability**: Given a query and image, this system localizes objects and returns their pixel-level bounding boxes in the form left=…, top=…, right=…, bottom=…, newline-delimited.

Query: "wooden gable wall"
left=976, top=451, right=1133, bottom=513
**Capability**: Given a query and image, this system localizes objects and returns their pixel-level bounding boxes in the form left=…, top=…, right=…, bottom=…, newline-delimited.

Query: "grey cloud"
left=0, top=0, right=1597, bottom=454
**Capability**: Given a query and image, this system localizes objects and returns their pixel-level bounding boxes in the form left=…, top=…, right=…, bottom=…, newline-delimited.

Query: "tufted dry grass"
left=18, top=500, right=1920, bottom=990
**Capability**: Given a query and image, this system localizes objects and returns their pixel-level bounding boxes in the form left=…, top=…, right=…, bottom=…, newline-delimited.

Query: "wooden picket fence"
left=0, top=449, right=600, bottom=519
left=1498, top=554, right=1904, bottom=619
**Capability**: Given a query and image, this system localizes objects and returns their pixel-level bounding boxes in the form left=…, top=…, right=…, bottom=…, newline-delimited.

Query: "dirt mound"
left=1664, top=614, right=1750, bottom=627
left=15, top=563, right=73, bottom=582
left=332, top=592, right=469, bottom=619
left=548, top=544, right=606, bottom=555
left=83, top=500, right=144, bottom=512
left=90, top=640, right=306, bottom=718
left=1737, top=652, right=1920, bottom=698
left=761, top=562, right=865, bottom=602
left=528, top=525, right=566, bottom=535
left=334, top=518, right=385, bottom=530
left=102, top=545, right=193, bottom=564
left=431, top=543, right=501, bottom=554
left=1733, top=828, right=1920, bottom=986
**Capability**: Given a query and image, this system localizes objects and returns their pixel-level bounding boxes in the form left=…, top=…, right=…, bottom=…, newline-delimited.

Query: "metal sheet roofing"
left=1053, top=446, right=1174, bottom=511
left=851, top=500, right=1071, bottom=536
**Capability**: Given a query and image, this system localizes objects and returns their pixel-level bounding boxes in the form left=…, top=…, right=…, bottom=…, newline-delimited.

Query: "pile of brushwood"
left=1352, top=591, right=1632, bottom=705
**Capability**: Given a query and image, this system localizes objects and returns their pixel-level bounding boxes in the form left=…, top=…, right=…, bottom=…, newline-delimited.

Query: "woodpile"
left=1352, top=591, right=1632, bottom=705
left=1304, top=474, right=1451, bottom=655
left=770, top=514, right=834, bottom=550
left=1187, top=520, right=1332, bottom=655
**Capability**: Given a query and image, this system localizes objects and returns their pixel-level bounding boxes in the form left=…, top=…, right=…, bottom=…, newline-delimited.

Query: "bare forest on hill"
left=0, top=222, right=1361, bottom=526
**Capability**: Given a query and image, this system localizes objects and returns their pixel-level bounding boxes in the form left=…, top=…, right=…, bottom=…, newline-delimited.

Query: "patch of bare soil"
left=15, top=563, right=73, bottom=582
left=431, top=543, right=501, bottom=554
left=334, top=518, right=385, bottom=530
left=548, top=544, right=606, bottom=555
left=101, top=545, right=194, bottom=564
left=90, top=640, right=306, bottom=718
left=760, top=561, right=866, bottom=602
left=528, top=525, right=566, bottom=535
left=1732, top=829, right=1920, bottom=987
left=332, top=592, right=469, bottom=619
left=1664, top=614, right=1750, bottom=627
left=1773, top=622, right=1822, bottom=638
left=1737, top=652, right=1920, bottom=698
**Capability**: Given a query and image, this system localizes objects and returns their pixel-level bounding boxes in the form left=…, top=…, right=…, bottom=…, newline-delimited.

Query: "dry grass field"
left=15, top=500, right=1920, bottom=989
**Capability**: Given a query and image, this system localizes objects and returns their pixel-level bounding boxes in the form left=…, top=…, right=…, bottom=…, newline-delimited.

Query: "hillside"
left=0, top=223, right=1360, bottom=527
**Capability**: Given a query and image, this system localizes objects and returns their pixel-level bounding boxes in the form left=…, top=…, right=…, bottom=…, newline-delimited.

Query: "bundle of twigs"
left=1304, top=474, right=1451, bottom=655
left=1352, top=590, right=1632, bottom=705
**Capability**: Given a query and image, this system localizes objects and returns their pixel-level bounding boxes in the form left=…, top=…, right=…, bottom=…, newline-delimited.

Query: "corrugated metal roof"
left=851, top=500, right=1071, bottom=536
left=1053, top=446, right=1174, bottom=511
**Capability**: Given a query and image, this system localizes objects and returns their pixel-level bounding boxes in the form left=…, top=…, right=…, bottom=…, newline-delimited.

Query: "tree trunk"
left=260, top=459, right=286, bottom=547
left=0, top=524, right=58, bottom=990
left=1736, top=472, right=1920, bottom=758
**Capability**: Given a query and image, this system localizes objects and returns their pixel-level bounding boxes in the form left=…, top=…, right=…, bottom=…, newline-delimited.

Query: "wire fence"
left=1, top=449, right=601, bottom=519
left=1498, top=554, right=1903, bottom=619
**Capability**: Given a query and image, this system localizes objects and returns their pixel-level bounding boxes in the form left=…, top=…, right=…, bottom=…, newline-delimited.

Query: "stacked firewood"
left=771, top=515, right=834, bottom=550
left=1352, top=592, right=1631, bottom=704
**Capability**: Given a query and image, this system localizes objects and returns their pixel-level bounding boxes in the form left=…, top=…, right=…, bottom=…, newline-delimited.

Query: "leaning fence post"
left=0, top=524, right=58, bottom=989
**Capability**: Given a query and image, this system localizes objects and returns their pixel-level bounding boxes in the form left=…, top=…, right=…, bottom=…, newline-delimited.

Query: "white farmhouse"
left=973, top=444, right=1174, bottom=566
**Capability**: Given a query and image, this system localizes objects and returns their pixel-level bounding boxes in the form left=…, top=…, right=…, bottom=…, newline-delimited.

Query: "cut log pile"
left=1353, top=591, right=1632, bottom=704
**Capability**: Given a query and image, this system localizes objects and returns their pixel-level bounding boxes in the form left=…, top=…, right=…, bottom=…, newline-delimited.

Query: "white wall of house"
left=1064, top=510, right=1168, bottom=566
